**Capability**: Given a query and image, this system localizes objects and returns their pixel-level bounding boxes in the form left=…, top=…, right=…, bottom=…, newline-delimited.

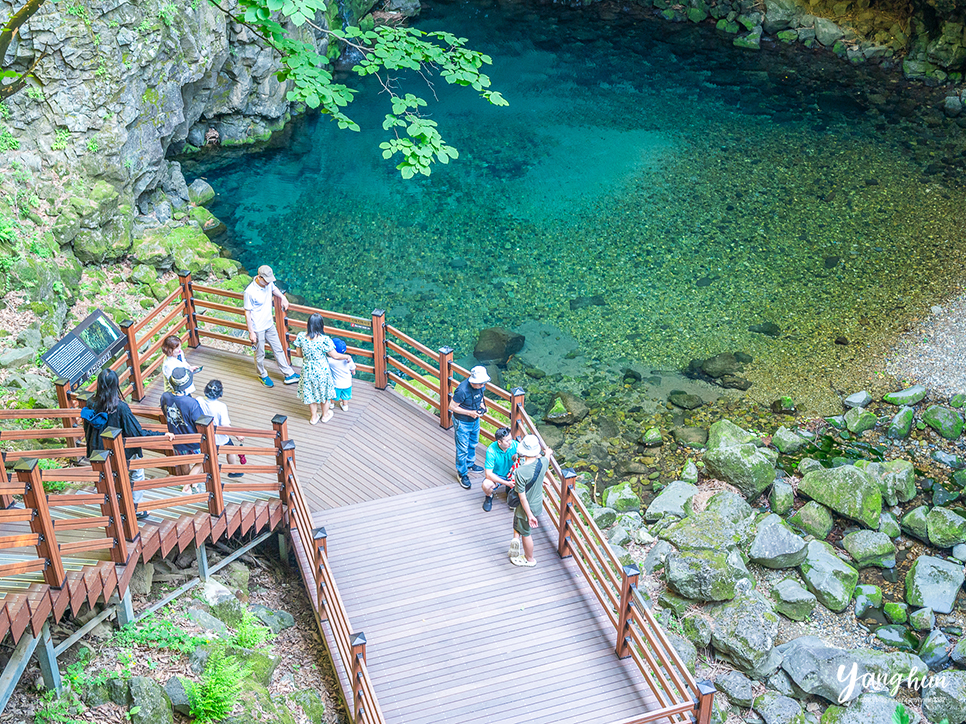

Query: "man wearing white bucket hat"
left=448, top=365, right=490, bottom=489
left=508, top=434, right=552, bottom=568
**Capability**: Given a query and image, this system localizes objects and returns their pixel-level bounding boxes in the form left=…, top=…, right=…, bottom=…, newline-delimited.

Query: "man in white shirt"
left=243, top=265, right=299, bottom=388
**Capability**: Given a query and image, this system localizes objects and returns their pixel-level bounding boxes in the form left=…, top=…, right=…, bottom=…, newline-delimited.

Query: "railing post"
left=371, top=309, right=387, bottom=390
left=101, top=428, right=139, bottom=542
left=350, top=631, right=367, bottom=722
left=510, top=387, right=525, bottom=439
left=16, top=459, right=65, bottom=588
left=89, top=450, right=128, bottom=564
left=271, top=413, right=291, bottom=501
left=558, top=468, right=576, bottom=560
left=178, top=270, right=200, bottom=348
left=273, top=294, right=290, bottom=360
left=54, top=378, right=80, bottom=447
left=438, top=346, right=453, bottom=429
left=313, top=526, right=328, bottom=622
left=119, top=319, right=145, bottom=402
left=196, top=416, right=224, bottom=517
left=615, top=564, right=640, bottom=659
left=694, top=680, right=717, bottom=724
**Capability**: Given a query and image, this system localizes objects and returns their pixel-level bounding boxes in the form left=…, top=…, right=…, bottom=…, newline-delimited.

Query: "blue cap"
left=333, top=338, right=347, bottom=354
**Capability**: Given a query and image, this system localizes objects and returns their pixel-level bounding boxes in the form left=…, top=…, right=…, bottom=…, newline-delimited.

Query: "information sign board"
left=41, top=310, right=126, bottom=389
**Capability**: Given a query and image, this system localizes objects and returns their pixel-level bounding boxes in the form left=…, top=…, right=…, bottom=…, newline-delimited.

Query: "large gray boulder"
left=799, top=540, right=859, bottom=612
left=927, top=506, right=966, bottom=548
left=753, top=690, right=804, bottom=724
left=749, top=515, right=807, bottom=569
left=923, top=670, right=966, bottom=724
left=821, top=693, right=920, bottom=724
left=473, top=327, right=525, bottom=365
left=716, top=669, right=754, bottom=707
left=771, top=578, right=816, bottom=621
left=708, top=591, right=780, bottom=675
left=666, top=548, right=754, bottom=602
left=202, top=579, right=244, bottom=626
left=703, top=420, right=776, bottom=500
left=776, top=636, right=864, bottom=704
left=905, top=555, right=965, bottom=614
left=645, top=481, right=697, bottom=521
left=798, top=465, right=881, bottom=529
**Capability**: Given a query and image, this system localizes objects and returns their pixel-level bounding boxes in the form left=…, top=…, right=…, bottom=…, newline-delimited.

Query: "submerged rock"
left=543, top=392, right=589, bottom=426
left=473, top=327, right=525, bottom=365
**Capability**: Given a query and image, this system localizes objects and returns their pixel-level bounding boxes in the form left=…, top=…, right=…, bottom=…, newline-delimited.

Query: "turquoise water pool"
left=184, top=0, right=966, bottom=410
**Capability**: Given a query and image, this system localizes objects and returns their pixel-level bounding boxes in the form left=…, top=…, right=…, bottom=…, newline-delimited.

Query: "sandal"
left=508, top=538, right=522, bottom=558
left=321, top=411, right=334, bottom=423
left=310, top=415, right=320, bottom=425
left=510, top=556, right=536, bottom=568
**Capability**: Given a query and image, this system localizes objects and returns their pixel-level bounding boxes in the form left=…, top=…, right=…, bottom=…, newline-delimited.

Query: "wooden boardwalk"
left=157, top=346, right=666, bottom=724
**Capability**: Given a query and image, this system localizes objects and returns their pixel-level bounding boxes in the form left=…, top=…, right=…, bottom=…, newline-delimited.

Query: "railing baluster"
left=274, top=293, right=290, bottom=356
left=371, top=310, right=387, bottom=390
left=616, top=564, right=640, bottom=659
left=54, top=379, right=80, bottom=447
left=119, top=319, right=145, bottom=401
left=16, top=459, right=65, bottom=588
left=313, top=526, right=328, bottom=622
left=558, top=468, right=576, bottom=559
left=437, top=346, right=453, bottom=429
left=178, top=270, right=201, bottom=348
left=101, top=428, right=140, bottom=542
left=196, top=416, right=224, bottom=517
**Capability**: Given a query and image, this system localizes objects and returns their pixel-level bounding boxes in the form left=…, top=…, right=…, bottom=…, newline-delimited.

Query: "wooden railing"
left=31, top=271, right=707, bottom=723
left=283, top=463, right=386, bottom=724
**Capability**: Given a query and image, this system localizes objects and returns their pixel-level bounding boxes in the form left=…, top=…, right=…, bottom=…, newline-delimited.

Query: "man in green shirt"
left=482, top=427, right=518, bottom=512
left=508, top=434, right=552, bottom=568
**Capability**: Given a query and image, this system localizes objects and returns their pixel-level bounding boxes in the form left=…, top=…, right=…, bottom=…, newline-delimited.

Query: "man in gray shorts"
left=508, top=434, right=552, bottom=568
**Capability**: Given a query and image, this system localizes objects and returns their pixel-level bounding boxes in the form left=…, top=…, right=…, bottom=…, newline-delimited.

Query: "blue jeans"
left=454, top=419, right=479, bottom=477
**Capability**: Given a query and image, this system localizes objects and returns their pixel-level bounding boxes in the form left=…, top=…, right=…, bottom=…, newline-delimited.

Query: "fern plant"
left=186, top=653, right=249, bottom=722
left=232, top=609, right=272, bottom=648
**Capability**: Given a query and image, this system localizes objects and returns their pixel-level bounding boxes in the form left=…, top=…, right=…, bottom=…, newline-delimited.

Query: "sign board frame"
left=41, top=310, right=127, bottom=390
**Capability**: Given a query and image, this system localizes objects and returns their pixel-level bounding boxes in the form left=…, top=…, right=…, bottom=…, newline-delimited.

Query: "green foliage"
left=136, top=19, right=152, bottom=33
left=186, top=653, right=248, bottom=722
left=94, top=62, right=108, bottom=78
left=66, top=4, right=90, bottom=24
left=229, top=0, right=506, bottom=177
left=26, top=85, right=44, bottom=100
left=158, top=3, right=177, bottom=26
left=232, top=609, right=272, bottom=648
left=86, top=137, right=98, bottom=153
left=33, top=691, right=85, bottom=724
left=51, top=128, right=70, bottom=151
left=0, top=125, right=19, bottom=151
left=0, top=215, right=16, bottom=246
left=0, top=102, right=9, bottom=120
left=114, top=614, right=210, bottom=653
left=107, top=19, right=119, bottom=28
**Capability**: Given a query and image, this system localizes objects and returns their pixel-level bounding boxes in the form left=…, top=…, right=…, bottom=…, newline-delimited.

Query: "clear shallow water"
left=183, top=0, right=966, bottom=410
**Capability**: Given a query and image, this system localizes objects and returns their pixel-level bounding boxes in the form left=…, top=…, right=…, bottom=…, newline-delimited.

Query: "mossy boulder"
left=704, top=420, right=776, bottom=500
left=798, top=465, right=881, bottom=529
left=132, top=222, right=220, bottom=275
left=127, top=676, right=173, bottom=724
left=922, top=405, right=964, bottom=439
left=799, top=540, right=859, bottom=612
left=666, top=548, right=754, bottom=601
left=748, top=514, right=807, bottom=569
left=772, top=426, right=807, bottom=454
left=844, top=406, right=877, bottom=435
left=188, top=179, right=216, bottom=206
left=769, top=480, right=794, bottom=516
left=188, top=205, right=228, bottom=237
left=543, top=391, right=589, bottom=425
left=708, top=591, right=780, bottom=674
left=842, top=530, right=896, bottom=568
left=926, top=506, right=966, bottom=548
left=822, top=693, right=919, bottom=724
left=771, top=577, right=816, bottom=621
left=905, top=555, right=965, bottom=614
left=922, top=670, right=966, bottom=724
left=73, top=216, right=133, bottom=264
left=645, top=481, right=696, bottom=521
left=883, top=385, right=927, bottom=406
left=227, top=645, right=281, bottom=687
left=886, top=406, right=915, bottom=439
left=659, top=491, right=754, bottom=550
left=603, top=481, right=642, bottom=512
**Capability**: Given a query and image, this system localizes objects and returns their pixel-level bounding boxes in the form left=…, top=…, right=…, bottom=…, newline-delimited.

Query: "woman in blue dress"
left=293, top=313, right=352, bottom=424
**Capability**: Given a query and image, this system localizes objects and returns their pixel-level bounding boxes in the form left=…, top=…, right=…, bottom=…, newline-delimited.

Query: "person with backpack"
left=83, top=368, right=174, bottom=520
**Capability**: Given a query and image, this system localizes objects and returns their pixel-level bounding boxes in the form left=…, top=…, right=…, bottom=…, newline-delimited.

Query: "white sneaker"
left=508, top=538, right=522, bottom=558
left=339, top=401, right=348, bottom=411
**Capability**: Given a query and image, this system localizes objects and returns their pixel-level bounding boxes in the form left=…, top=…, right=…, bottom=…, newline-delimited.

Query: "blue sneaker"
left=261, top=376, right=274, bottom=388
left=283, top=373, right=300, bottom=385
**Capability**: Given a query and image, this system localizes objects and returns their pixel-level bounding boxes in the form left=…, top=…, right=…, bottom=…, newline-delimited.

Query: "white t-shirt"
left=162, top=354, right=195, bottom=394
left=196, top=396, right=232, bottom=446
left=328, top=357, right=356, bottom=389
left=244, top=279, right=276, bottom=333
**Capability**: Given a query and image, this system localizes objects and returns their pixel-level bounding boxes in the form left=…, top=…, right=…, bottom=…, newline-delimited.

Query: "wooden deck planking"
left=312, top=485, right=665, bottom=724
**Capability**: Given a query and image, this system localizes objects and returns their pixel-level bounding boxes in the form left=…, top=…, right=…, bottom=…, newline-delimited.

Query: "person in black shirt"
left=83, top=368, right=174, bottom=520
left=159, top=367, right=205, bottom=492
left=447, top=365, right=490, bottom=490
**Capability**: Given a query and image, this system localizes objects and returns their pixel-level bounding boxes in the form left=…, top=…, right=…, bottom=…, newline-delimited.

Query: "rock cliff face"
left=3, top=0, right=330, bottom=215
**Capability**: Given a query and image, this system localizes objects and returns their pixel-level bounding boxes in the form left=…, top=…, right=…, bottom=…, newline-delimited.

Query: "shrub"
left=186, top=653, right=248, bottom=722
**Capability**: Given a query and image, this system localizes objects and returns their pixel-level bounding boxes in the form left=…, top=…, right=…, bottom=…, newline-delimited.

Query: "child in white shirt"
left=328, top=338, right=356, bottom=412
left=196, top=379, right=244, bottom=478
left=161, top=335, right=201, bottom=394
